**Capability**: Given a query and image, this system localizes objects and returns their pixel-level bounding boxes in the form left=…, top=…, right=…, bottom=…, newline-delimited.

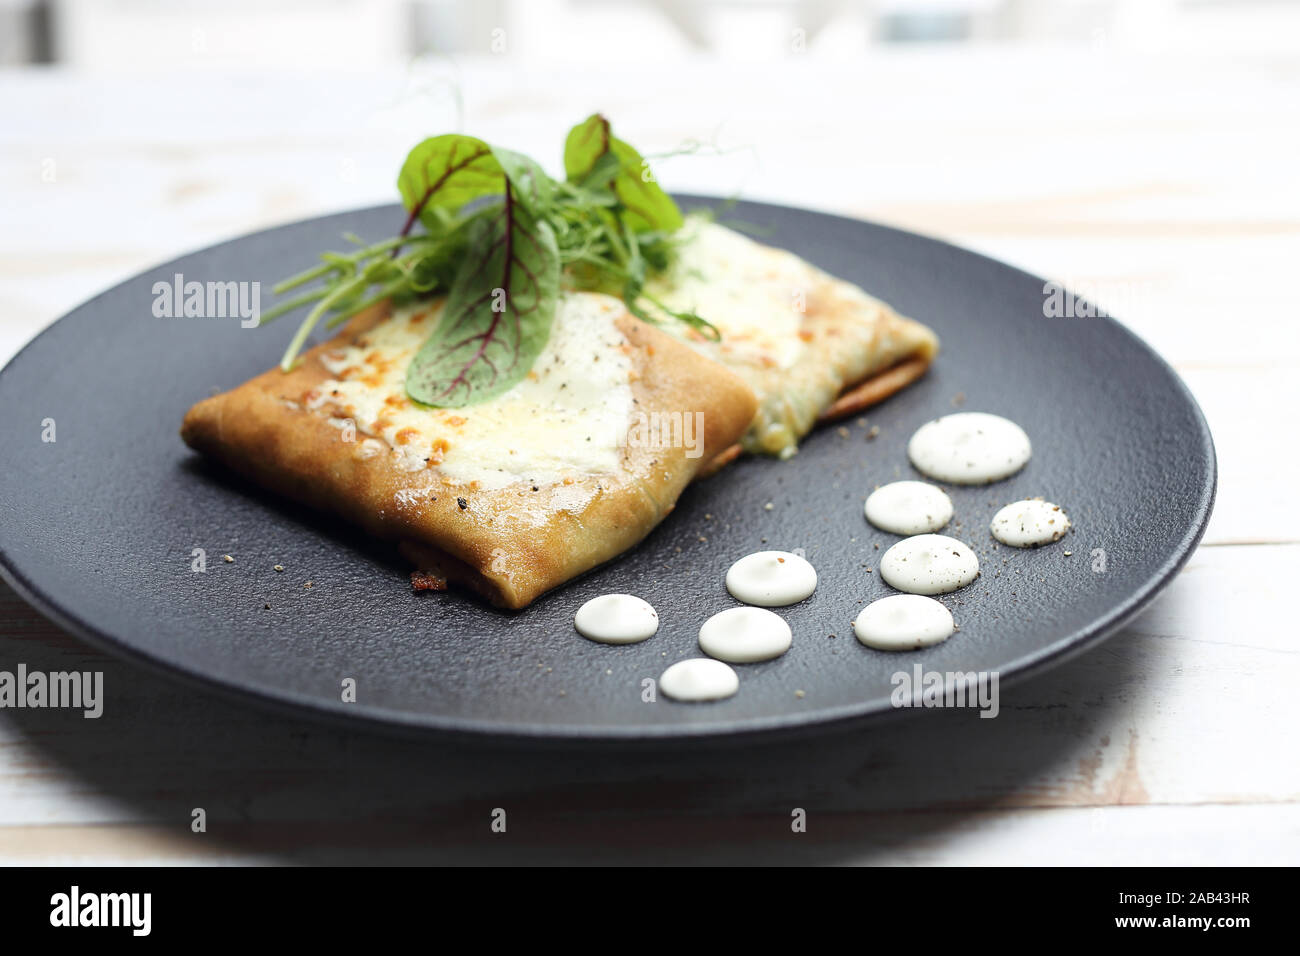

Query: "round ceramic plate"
left=0, top=198, right=1215, bottom=741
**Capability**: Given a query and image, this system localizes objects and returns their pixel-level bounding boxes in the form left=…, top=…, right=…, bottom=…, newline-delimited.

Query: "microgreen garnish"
left=260, top=116, right=718, bottom=405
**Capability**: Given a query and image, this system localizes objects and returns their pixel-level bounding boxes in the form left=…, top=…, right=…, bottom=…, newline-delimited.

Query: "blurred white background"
left=3, top=0, right=1300, bottom=67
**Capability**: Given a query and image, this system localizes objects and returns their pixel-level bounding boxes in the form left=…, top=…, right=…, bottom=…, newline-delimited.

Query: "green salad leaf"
left=397, top=134, right=504, bottom=232
left=563, top=114, right=684, bottom=233
left=491, top=146, right=555, bottom=215
left=261, top=115, right=716, bottom=406
left=405, top=184, right=560, bottom=407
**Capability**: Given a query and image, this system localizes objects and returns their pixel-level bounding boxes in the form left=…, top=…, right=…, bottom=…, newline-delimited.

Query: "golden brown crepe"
left=645, top=219, right=939, bottom=459
left=181, top=292, right=757, bottom=609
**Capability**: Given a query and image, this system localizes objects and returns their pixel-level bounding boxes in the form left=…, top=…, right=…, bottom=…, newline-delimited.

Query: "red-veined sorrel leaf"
left=405, top=184, right=561, bottom=407
left=396, top=134, right=505, bottom=234
left=491, top=146, right=555, bottom=215
left=563, top=114, right=683, bottom=234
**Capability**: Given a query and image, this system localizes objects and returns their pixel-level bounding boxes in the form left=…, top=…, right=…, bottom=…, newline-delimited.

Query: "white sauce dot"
left=658, top=659, right=740, bottom=702
left=879, top=533, right=980, bottom=595
left=853, top=594, right=955, bottom=650
left=698, top=606, right=793, bottom=663
left=574, top=594, right=659, bottom=644
left=864, top=480, right=953, bottom=535
left=908, top=412, right=1031, bottom=484
left=725, top=550, right=817, bottom=607
left=990, top=499, right=1072, bottom=548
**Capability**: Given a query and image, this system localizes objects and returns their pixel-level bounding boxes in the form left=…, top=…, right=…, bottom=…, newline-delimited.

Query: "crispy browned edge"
left=696, top=355, right=934, bottom=478
left=180, top=300, right=757, bottom=610
left=709, top=346, right=938, bottom=483
left=819, top=354, right=932, bottom=422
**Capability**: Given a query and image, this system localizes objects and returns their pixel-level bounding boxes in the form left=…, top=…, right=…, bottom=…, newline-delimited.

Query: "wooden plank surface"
left=0, top=49, right=1295, bottom=864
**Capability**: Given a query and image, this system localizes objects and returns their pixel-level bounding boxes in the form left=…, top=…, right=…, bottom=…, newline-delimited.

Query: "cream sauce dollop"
left=698, top=606, right=793, bottom=663
left=574, top=594, right=660, bottom=644
left=659, top=659, right=740, bottom=702
left=879, top=534, right=980, bottom=595
left=908, top=412, right=1031, bottom=485
left=853, top=594, right=956, bottom=650
left=725, top=550, right=817, bottom=607
left=864, top=480, right=954, bottom=535
left=990, top=499, right=1071, bottom=547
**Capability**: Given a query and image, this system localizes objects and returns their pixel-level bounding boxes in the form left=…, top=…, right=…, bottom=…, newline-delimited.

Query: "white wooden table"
left=1, top=50, right=1296, bottom=864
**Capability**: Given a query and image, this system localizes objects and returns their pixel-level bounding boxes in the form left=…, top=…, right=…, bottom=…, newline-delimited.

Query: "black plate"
left=0, top=198, right=1215, bottom=741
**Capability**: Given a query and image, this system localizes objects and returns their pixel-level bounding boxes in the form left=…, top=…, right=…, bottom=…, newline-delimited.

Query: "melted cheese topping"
left=645, top=219, right=815, bottom=372
left=644, top=218, right=936, bottom=458
left=312, top=293, right=635, bottom=490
